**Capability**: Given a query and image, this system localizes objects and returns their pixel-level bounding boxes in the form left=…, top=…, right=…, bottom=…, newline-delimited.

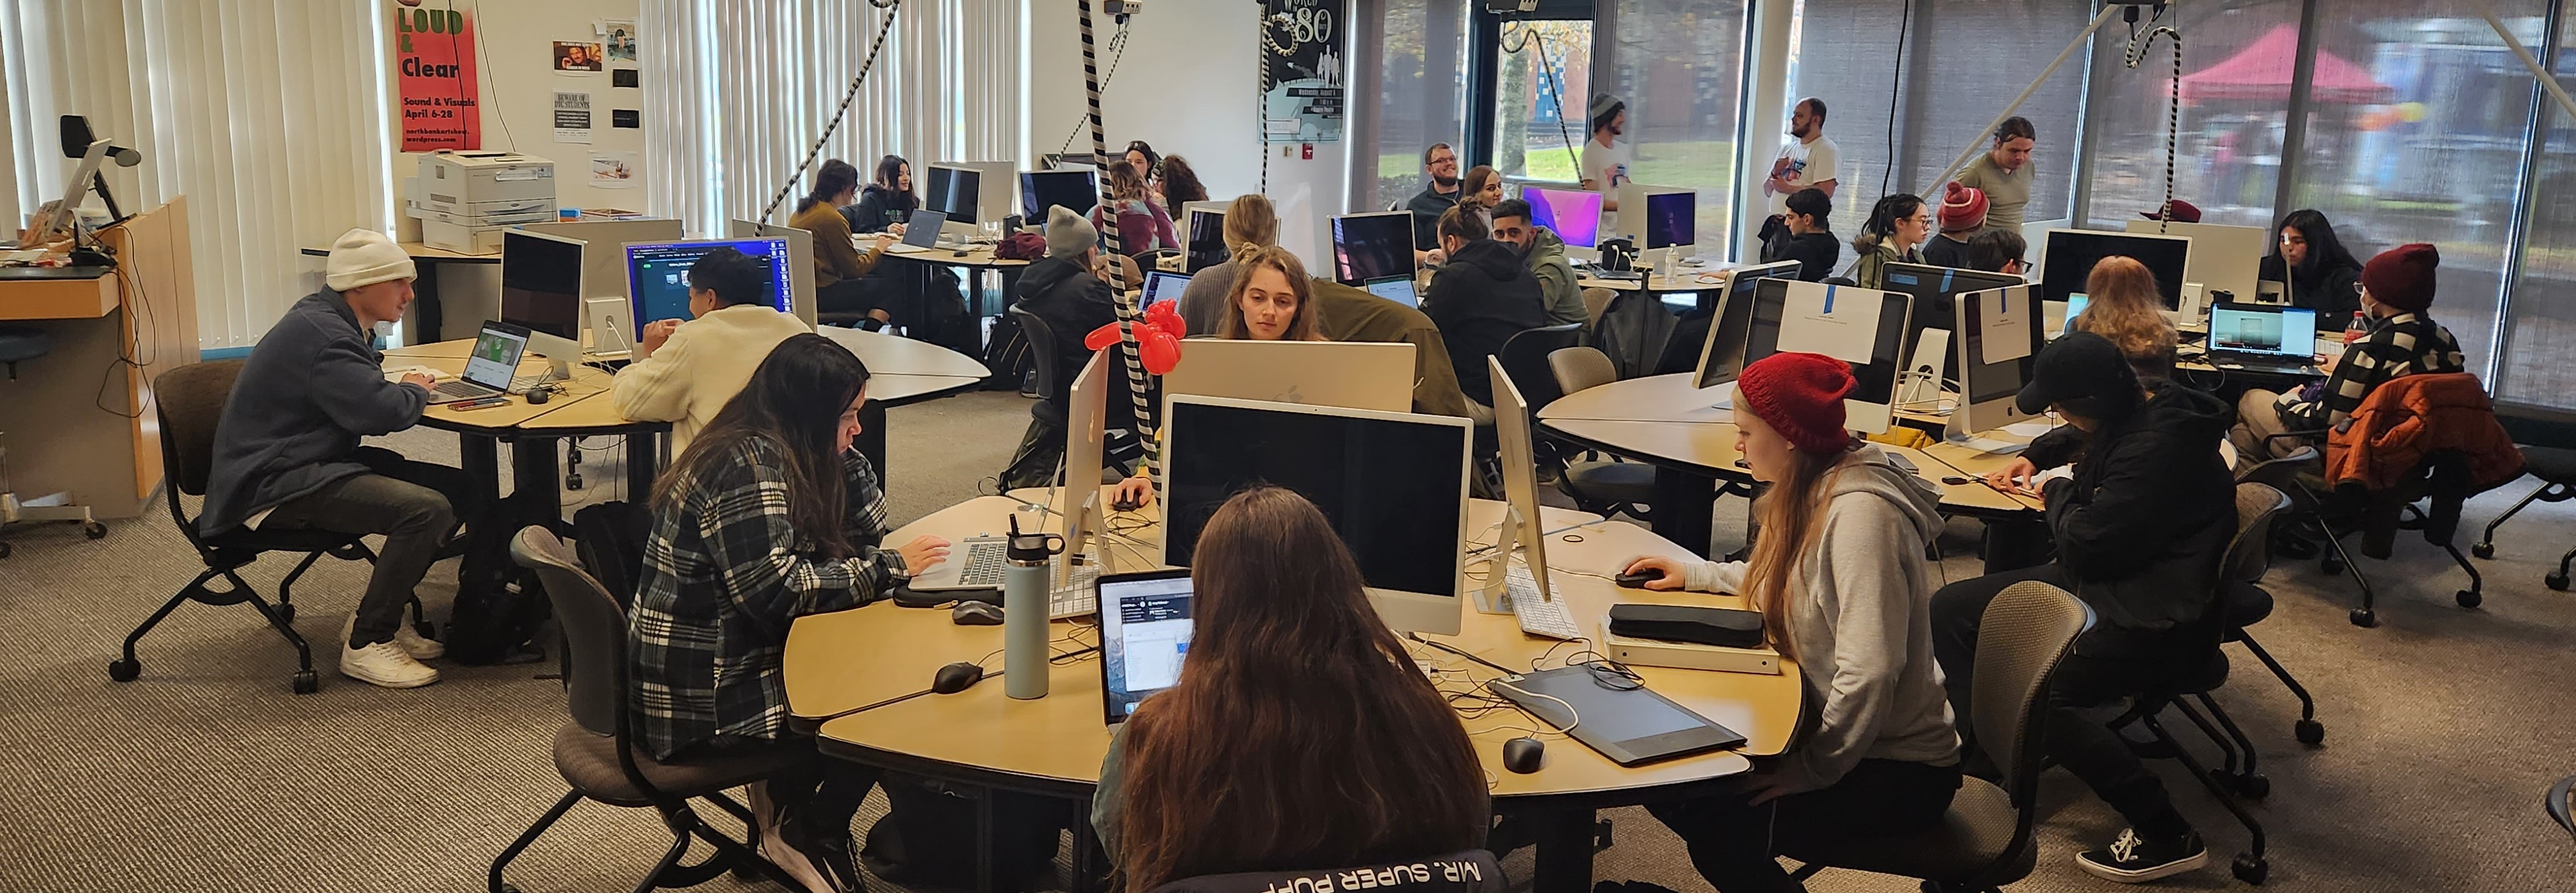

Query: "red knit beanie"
left=2362, top=243, right=2439, bottom=313
left=1737, top=352, right=1855, bottom=454
left=1940, top=182, right=1989, bottom=233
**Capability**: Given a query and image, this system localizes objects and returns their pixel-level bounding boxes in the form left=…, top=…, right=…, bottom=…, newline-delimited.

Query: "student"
left=613, top=247, right=814, bottom=452
left=2068, top=256, right=2179, bottom=384
left=788, top=158, right=899, bottom=328
left=1621, top=352, right=1960, bottom=893
left=1123, top=140, right=1162, bottom=204
left=1093, top=163, right=1179, bottom=254
left=1217, top=245, right=1328, bottom=343
left=1406, top=143, right=1464, bottom=265
left=1762, top=97, right=1840, bottom=213
left=1938, top=332, right=2234, bottom=884
left=1965, top=229, right=2029, bottom=276
left=2233, top=243, right=2462, bottom=464
left=1760, top=187, right=1840, bottom=283
left=1094, top=486, right=1489, bottom=892
left=1952, top=117, right=2036, bottom=236
left=1157, top=154, right=1209, bottom=223
left=1019, top=207, right=1130, bottom=422
left=1851, top=193, right=1929, bottom=290
left=1422, top=205, right=1547, bottom=408
left=1491, top=198, right=1587, bottom=326
left=1459, top=165, right=1503, bottom=218
left=202, top=228, right=468, bottom=689
left=631, top=334, right=950, bottom=893
left=1176, top=194, right=1279, bottom=337
left=1922, top=182, right=1987, bottom=269
left=1582, top=94, right=1633, bottom=214
left=843, top=155, right=917, bottom=235
left=2258, top=209, right=2365, bottom=332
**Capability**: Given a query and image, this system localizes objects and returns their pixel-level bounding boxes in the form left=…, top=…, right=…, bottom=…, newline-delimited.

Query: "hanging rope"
left=1078, top=0, right=1157, bottom=480
left=758, top=0, right=905, bottom=224
left=1255, top=3, right=1292, bottom=196
left=1053, top=20, right=1132, bottom=162
left=2124, top=7, right=2182, bottom=231
left=1502, top=22, right=1580, bottom=176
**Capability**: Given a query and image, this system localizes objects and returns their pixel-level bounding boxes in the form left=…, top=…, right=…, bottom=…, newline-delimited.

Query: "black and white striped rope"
left=2125, top=9, right=2182, bottom=232
left=1077, top=0, right=1157, bottom=479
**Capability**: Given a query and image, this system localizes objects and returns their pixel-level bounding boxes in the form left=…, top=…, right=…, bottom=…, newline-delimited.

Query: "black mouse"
left=1110, top=495, right=1144, bottom=512
left=932, top=661, right=986, bottom=694
left=1614, top=568, right=1666, bottom=588
left=1502, top=737, right=1545, bottom=774
left=951, top=601, right=1004, bottom=626
left=524, top=388, right=550, bottom=405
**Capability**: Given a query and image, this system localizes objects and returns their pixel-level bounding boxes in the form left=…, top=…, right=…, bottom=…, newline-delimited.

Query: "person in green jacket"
left=1851, top=193, right=1929, bottom=290
left=1492, top=197, right=1588, bottom=326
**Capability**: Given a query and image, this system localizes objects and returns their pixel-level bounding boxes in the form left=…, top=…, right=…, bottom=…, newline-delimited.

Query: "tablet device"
left=1489, top=665, right=1746, bottom=766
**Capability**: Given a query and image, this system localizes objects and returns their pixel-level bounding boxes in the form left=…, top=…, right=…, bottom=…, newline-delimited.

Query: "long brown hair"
left=2074, top=256, right=2178, bottom=378
left=1222, top=193, right=1280, bottom=264
left=651, top=334, right=872, bottom=558
left=1459, top=165, right=1500, bottom=209
left=1739, top=422, right=1858, bottom=662
left=1115, top=487, right=1489, bottom=892
left=1159, top=155, right=1208, bottom=205
left=1105, top=162, right=1149, bottom=203
left=1219, top=245, right=1324, bottom=341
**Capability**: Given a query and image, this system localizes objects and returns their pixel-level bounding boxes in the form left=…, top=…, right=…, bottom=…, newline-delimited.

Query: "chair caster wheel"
left=83, top=521, right=108, bottom=539
left=2456, top=588, right=2481, bottom=609
left=2236, top=773, right=2271, bottom=798
left=2472, top=541, right=2495, bottom=559
left=2549, top=572, right=2570, bottom=592
left=292, top=670, right=319, bottom=694
left=2295, top=718, right=2325, bottom=746
left=2232, top=853, right=2268, bottom=885
left=276, top=603, right=296, bottom=623
left=0, top=541, right=12, bottom=559
left=108, top=657, right=140, bottom=682
left=2349, top=608, right=2376, bottom=628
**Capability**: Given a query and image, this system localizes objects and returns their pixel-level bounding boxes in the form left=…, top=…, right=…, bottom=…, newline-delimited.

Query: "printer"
left=403, top=151, right=557, bottom=254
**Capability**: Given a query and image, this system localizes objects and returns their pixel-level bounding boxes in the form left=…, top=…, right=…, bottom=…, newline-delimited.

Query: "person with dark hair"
left=1581, top=93, right=1632, bottom=212
left=1759, top=187, right=1839, bottom=283
left=1459, top=165, right=1504, bottom=218
left=615, top=246, right=815, bottom=453
left=1936, top=332, right=2234, bottom=884
left=1953, top=117, right=2036, bottom=235
left=1156, top=154, right=1208, bottom=223
left=1422, top=205, right=1546, bottom=408
left=633, top=334, right=951, bottom=893
left=1965, top=229, right=2028, bottom=276
left=1123, top=140, right=1161, bottom=199
left=1923, top=182, right=1987, bottom=268
left=1623, top=352, right=1958, bottom=893
left=1406, top=142, right=1463, bottom=265
left=1093, top=486, right=1489, bottom=892
left=1491, top=197, right=1586, bottom=325
left=790, top=158, right=899, bottom=329
left=1851, top=193, right=1929, bottom=290
left=1019, top=205, right=1138, bottom=436
left=1764, top=97, right=1840, bottom=214
left=843, top=155, right=918, bottom=234
left=2233, top=243, right=2463, bottom=465
left=2258, top=209, right=2365, bottom=331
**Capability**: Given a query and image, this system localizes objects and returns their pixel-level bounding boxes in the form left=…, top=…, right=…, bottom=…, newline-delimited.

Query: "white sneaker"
left=346, top=614, right=444, bottom=661
left=339, top=640, right=440, bottom=689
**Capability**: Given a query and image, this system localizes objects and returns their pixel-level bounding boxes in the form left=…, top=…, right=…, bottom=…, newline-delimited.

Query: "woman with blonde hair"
left=2068, top=255, right=2179, bottom=383
left=1176, top=194, right=1281, bottom=336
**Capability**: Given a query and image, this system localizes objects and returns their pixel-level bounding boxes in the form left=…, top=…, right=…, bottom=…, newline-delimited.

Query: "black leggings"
left=1649, top=758, right=1961, bottom=893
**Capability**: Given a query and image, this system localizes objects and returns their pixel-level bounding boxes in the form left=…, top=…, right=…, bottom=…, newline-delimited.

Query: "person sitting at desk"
left=1618, top=352, right=1960, bottom=893
left=1491, top=198, right=1588, bottom=326
left=842, top=155, right=916, bottom=235
left=1406, top=143, right=1464, bottom=267
left=1458, top=164, right=1503, bottom=224
left=1109, top=245, right=1327, bottom=509
left=631, top=334, right=950, bottom=893
left=2260, top=209, right=2365, bottom=332
left=1092, top=163, right=1178, bottom=254
left=1939, top=332, right=2233, bottom=884
left=1759, top=187, right=1839, bottom=283
left=1175, top=194, right=1279, bottom=337
left=2068, top=256, right=2179, bottom=384
left=2232, top=243, right=2462, bottom=466
left=202, top=228, right=468, bottom=689
left=1965, top=229, right=2028, bottom=276
left=1422, top=205, right=1547, bottom=409
left=789, top=158, right=899, bottom=330
left=1156, top=154, right=1208, bottom=223
left=1092, top=486, right=1488, bottom=891
left=1851, top=193, right=1929, bottom=290
left=612, top=246, right=813, bottom=452
left=1922, top=182, right=1986, bottom=269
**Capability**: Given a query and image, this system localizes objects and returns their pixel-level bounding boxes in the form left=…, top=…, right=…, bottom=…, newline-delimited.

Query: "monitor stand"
left=1471, top=504, right=1528, bottom=616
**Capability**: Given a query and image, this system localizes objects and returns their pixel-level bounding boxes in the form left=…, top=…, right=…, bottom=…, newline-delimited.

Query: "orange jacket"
left=2324, top=372, right=2523, bottom=493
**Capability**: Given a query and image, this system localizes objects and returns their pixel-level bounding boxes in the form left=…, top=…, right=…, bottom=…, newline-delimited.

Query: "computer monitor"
left=1061, top=350, right=1110, bottom=565
left=499, top=230, right=586, bottom=375
left=1641, top=189, right=1696, bottom=250
left=1485, top=357, right=1556, bottom=611
left=1161, top=395, right=1471, bottom=635
left=1692, top=261, right=1802, bottom=391
left=1162, top=340, right=1415, bottom=413
left=2126, top=220, right=2266, bottom=306
left=2039, top=229, right=2191, bottom=317
left=25, top=139, right=111, bottom=245
left=1879, top=262, right=2025, bottom=388
left=1331, top=211, right=1416, bottom=286
left=1744, top=279, right=1913, bottom=434
left=1098, top=569, right=1196, bottom=724
left=1020, top=168, right=1099, bottom=222
left=724, top=218, right=818, bottom=328
left=1951, top=285, right=2045, bottom=437
left=522, top=218, right=685, bottom=299
left=922, top=163, right=983, bottom=236
left=623, top=238, right=796, bottom=328
left=1140, top=270, right=1192, bottom=314
left=1183, top=202, right=1229, bottom=273
left=1525, top=186, right=1605, bottom=258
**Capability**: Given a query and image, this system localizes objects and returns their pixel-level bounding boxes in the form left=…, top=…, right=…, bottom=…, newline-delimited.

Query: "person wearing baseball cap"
left=2230, top=242, right=2465, bottom=466
left=1922, top=181, right=1989, bottom=268
left=1623, top=352, right=1961, bottom=892
left=1931, top=332, right=2237, bottom=883
left=201, top=227, right=470, bottom=689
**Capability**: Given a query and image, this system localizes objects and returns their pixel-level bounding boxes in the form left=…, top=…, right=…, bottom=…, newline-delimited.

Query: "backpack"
left=861, top=773, right=1069, bottom=890
left=994, top=230, right=1049, bottom=261
left=1592, top=290, right=1678, bottom=380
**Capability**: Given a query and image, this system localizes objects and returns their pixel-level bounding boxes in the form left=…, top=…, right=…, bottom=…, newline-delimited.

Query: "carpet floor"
left=1, top=388, right=2569, bottom=892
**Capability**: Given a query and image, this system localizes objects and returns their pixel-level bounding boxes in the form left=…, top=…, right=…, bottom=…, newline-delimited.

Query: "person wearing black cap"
left=1931, top=332, right=2236, bottom=884
left=2231, top=243, right=2463, bottom=466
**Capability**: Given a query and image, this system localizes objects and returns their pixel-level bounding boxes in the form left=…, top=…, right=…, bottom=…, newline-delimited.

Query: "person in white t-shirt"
left=1764, top=97, right=1840, bottom=214
left=1580, top=93, right=1632, bottom=232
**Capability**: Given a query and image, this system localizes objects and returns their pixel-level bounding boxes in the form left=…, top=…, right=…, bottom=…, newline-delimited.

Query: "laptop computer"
left=1140, top=270, right=1192, bottom=312
left=1097, top=569, right=1196, bottom=724
left=2205, top=303, right=2322, bottom=374
left=886, top=210, right=948, bottom=253
left=1363, top=274, right=1418, bottom=307
left=427, top=321, right=533, bottom=404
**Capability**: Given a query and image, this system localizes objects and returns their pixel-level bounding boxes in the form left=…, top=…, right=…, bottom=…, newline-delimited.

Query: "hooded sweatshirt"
left=1422, top=238, right=1549, bottom=408
left=2024, top=384, right=2237, bottom=635
left=1523, top=228, right=1588, bottom=326
left=202, top=290, right=429, bottom=535
left=1016, top=254, right=1137, bottom=434
left=1677, top=445, right=1960, bottom=794
left=1764, top=229, right=1842, bottom=283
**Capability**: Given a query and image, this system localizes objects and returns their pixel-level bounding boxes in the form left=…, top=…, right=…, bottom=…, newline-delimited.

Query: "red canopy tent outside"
left=2176, top=23, right=2396, bottom=104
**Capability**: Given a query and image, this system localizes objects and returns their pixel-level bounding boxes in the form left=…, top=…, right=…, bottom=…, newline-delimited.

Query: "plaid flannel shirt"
left=2278, top=312, right=2463, bottom=432
left=629, top=437, right=903, bottom=760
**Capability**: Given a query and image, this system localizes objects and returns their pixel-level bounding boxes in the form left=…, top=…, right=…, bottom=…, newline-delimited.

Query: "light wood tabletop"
left=818, top=326, right=993, bottom=379
left=1540, top=372, right=1734, bottom=424
left=1576, top=266, right=1740, bottom=294
left=784, top=493, right=1808, bottom=802
left=299, top=241, right=500, bottom=263
left=382, top=348, right=636, bottom=434
left=879, top=243, right=1028, bottom=268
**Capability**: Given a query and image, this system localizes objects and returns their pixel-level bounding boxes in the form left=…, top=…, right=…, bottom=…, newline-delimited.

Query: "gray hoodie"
left=1523, top=228, right=1588, bottom=327
left=1679, top=444, right=1960, bottom=793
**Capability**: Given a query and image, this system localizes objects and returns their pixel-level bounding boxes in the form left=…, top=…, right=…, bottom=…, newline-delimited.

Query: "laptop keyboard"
left=431, top=379, right=499, bottom=400
left=951, top=538, right=1009, bottom=588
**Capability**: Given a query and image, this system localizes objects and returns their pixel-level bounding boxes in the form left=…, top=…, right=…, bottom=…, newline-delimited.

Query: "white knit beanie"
left=325, top=228, right=417, bottom=292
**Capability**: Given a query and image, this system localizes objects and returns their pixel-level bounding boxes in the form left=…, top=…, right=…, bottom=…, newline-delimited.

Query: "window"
left=2082, top=0, right=2303, bottom=230
left=1374, top=0, right=1469, bottom=211
left=1493, top=19, right=1591, bottom=187
left=1785, top=0, right=1909, bottom=238
left=2495, top=6, right=2576, bottom=405
left=1607, top=0, right=1746, bottom=253
left=1900, top=0, right=2090, bottom=226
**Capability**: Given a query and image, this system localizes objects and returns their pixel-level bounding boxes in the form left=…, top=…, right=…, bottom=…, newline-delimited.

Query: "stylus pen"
left=809, top=670, right=1010, bottom=724
left=1407, top=634, right=1519, bottom=678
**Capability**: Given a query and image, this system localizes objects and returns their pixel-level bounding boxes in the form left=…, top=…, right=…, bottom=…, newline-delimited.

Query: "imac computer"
left=924, top=162, right=1015, bottom=238
left=1481, top=356, right=1578, bottom=639
left=24, top=139, right=113, bottom=246
left=1744, top=279, right=1913, bottom=434
left=498, top=230, right=587, bottom=376
left=1331, top=211, right=1418, bottom=305
left=1692, top=260, right=1803, bottom=391
left=1162, top=340, right=1415, bottom=413
left=2125, top=220, right=2266, bottom=308
left=1949, top=284, right=2046, bottom=437
left=622, top=238, right=796, bottom=339
left=2039, top=229, right=2193, bottom=322
left=1630, top=187, right=1697, bottom=270
left=1020, top=168, right=1100, bottom=222
left=1524, top=186, right=1605, bottom=263
left=1183, top=202, right=1229, bottom=273
left=724, top=218, right=818, bottom=328
left=1161, top=395, right=1471, bottom=635
left=1878, top=262, right=2026, bottom=396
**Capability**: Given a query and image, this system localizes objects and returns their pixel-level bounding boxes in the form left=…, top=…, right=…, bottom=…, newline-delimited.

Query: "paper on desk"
left=2001, top=419, right=2057, bottom=438
left=1978, top=287, right=2034, bottom=364
left=1775, top=281, right=1878, bottom=364
left=1951, top=436, right=2029, bottom=456
left=2031, top=465, right=2074, bottom=489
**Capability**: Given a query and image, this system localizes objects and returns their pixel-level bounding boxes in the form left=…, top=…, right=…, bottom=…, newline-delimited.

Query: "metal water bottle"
left=1002, top=516, right=1058, bottom=700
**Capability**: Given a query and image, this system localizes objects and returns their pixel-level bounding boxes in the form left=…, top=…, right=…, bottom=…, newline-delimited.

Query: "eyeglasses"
left=2353, top=282, right=2367, bottom=296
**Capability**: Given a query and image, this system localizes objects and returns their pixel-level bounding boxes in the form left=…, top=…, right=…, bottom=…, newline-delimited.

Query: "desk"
left=1576, top=267, right=1739, bottom=295
left=783, top=493, right=1804, bottom=892
left=877, top=245, right=1030, bottom=344
left=298, top=241, right=497, bottom=345
left=814, top=326, right=990, bottom=473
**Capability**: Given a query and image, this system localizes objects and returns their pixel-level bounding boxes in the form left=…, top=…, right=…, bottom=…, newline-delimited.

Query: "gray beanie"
left=1045, top=205, right=1098, bottom=258
left=1588, top=93, right=1625, bottom=127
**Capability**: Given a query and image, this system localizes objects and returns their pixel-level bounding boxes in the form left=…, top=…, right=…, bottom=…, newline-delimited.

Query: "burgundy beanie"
left=1738, top=352, right=1855, bottom=454
left=2362, top=243, right=2438, bottom=313
left=1940, top=182, right=1989, bottom=233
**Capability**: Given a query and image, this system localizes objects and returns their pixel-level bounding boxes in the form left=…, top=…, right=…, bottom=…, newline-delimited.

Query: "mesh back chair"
left=491, top=527, right=810, bottom=893
left=2246, top=404, right=2499, bottom=628
left=1543, top=346, right=1654, bottom=520
left=2472, top=404, right=2576, bottom=589
left=1010, top=306, right=1065, bottom=428
left=1784, top=581, right=2090, bottom=892
left=2217, top=483, right=2326, bottom=746
left=1497, top=323, right=1583, bottom=411
left=1145, top=849, right=1507, bottom=893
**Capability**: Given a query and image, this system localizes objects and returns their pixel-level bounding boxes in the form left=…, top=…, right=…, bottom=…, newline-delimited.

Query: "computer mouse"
left=1614, top=569, right=1666, bottom=588
left=1110, top=495, right=1144, bottom=512
left=952, top=248, right=971, bottom=257
left=524, top=388, right=550, bottom=405
left=932, top=661, right=986, bottom=694
left=1502, top=737, right=1545, bottom=775
left=951, top=601, right=1004, bottom=626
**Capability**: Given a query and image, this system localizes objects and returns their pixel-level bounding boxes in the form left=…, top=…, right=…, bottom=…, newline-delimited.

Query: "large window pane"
left=2083, top=0, right=2302, bottom=230
left=1902, top=1, right=2090, bottom=226
left=2495, top=9, right=2576, bottom=406
left=1493, top=19, right=1593, bottom=185
left=1375, top=0, right=1469, bottom=212
left=1788, top=0, right=1908, bottom=237
left=1605, top=0, right=1746, bottom=252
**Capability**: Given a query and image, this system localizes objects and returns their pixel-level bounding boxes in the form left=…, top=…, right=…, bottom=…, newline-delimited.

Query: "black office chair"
left=2470, top=403, right=2576, bottom=588
left=2217, top=483, right=2325, bottom=746
left=491, top=527, right=811, bottom=893
left=2240, top=437, right=2488, bottom=626
left=1010, top=306, right=1065, bottom=428
left=1146, top=849, right=1505, bottom=893
left=1497, top=323, right=1584, bottom=411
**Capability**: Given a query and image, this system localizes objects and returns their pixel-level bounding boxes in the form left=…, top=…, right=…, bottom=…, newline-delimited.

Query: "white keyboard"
left=1505, top=565, right=1583, bottom=640
left=1051, top=559, right=1102, bottom=619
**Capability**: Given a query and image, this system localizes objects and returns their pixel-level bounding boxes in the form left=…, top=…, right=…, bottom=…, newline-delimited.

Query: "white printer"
left=403, top=151, right=557, bottom=254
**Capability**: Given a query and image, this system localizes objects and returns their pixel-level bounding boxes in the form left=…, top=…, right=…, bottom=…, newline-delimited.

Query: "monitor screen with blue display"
left=625, top=238, right=795, bottom=326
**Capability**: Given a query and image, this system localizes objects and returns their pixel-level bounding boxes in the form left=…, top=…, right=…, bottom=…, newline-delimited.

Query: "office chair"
left=2240, top=437, right=2485, bottom=627
left=0, top=326, right=106, bottom=559
left=2470, top=404, right=2576, bottom=590
left=1497, top=323, right=1583, bottom=411
left=1784, top=581, right=2090, bottom=892
left=491, top=527, right=811, bottom=893
left=2550, top=774, right=2576, bottom=847
left=1543, top=346, right=1655, bottom=521
left=2216, top=482, right=2325, bottom=746
left=1146, top=849, right=1505, bottom=893
left=1581, top=286, right=1617, bottom=328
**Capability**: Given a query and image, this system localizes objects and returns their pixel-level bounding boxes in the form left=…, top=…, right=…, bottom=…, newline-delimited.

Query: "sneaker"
left=339, top=639, right=440, bottom=689
left=346, top=615, right=443, bottom=661
left=2077, top=828, right=2209, bottom=883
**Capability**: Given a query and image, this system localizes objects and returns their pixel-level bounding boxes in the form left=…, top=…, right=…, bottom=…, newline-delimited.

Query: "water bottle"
left=1002, top=516, right=1060, bottom=700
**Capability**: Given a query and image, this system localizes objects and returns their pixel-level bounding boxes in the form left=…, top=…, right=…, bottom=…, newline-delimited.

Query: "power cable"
left=1884, top=0, right=1914, bottom=194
